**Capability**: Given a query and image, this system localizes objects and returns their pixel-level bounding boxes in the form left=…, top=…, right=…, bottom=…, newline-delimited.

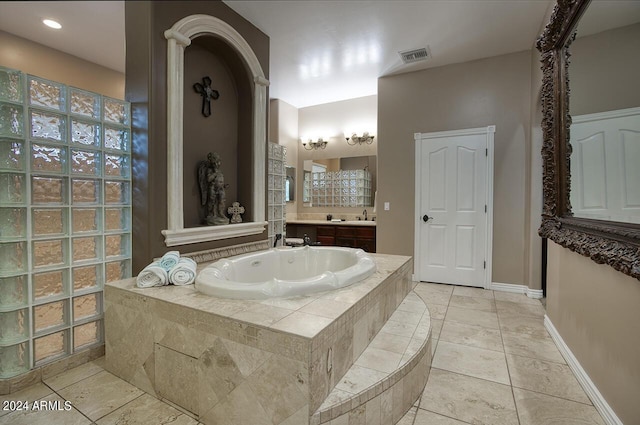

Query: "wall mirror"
left=285, top=166, right=295, bottom=202
left=569, top=2, right=640, bottom=224
left=537, top=0, right=640, bottom=279
left=302, top=156, right=377, bottom=207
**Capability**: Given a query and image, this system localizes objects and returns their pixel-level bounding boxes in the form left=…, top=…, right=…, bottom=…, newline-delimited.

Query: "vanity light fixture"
left=42, top=19, right=62, bottom=30
left=346, top=132, right=374, bottom=145
left=302, top=137, right=328, bottom=150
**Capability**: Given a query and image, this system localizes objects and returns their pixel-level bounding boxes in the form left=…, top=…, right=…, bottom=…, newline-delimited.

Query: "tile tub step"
left=311, top=290, right=433, bottom=425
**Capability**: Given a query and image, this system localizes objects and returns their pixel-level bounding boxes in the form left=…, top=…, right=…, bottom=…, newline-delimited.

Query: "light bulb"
left=43, top=19, right=62, bottom=30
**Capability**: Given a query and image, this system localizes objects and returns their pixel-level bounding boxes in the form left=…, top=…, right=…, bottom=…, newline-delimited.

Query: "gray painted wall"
left=571, top=23, right=640, bottom=116
left=377, top=51, right=532, bottom=286
left=547, top=241, right=640, bottom=423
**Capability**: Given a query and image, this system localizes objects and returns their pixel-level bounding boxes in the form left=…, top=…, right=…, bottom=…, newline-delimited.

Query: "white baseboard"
left=489, top=281, right=543, bottom=299
left=412, top=279, right=544, bottom=299
left=544, top=316, right=623, bottom=425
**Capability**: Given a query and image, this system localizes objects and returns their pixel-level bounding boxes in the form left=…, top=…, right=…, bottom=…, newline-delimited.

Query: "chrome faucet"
left=303, top=234, right=312, bottom=246
left=363, top=209, right=368, bottom=221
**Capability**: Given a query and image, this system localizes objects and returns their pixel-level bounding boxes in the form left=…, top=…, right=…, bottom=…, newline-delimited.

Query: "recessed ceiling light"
left=42, top=19, right=62, bottom=30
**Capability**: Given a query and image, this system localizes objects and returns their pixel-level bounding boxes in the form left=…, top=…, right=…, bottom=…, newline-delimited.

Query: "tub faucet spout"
left=363, top=209, right=368, bottom=221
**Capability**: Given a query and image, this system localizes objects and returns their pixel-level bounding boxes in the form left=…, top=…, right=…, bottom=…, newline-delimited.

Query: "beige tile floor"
left=405, top=283, right=605, bottom=425
left=0, top=283, right=606, bottom=425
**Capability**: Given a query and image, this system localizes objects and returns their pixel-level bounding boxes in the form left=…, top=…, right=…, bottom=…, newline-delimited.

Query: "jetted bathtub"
left=195, top=246, right=376, bottom=299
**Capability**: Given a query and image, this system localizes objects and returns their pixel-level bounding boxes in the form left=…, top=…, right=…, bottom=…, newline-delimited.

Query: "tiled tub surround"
left=105, top=254, right=418, bottom=424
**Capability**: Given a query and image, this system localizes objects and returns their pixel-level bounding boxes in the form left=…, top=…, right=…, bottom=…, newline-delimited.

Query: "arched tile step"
left=311, top=291, right=432, bottom=425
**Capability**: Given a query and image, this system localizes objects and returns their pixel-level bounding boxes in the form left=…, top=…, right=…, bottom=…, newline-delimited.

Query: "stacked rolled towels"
left=136, top=251, right=197, bottom=288
left=159, top=250, right=180, bottom=272
left=136, top=262, right=168, bottom=288
left=169, top=257, right=197, bottom=286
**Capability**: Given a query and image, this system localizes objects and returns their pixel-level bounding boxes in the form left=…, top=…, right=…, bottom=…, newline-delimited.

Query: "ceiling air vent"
left=399, top=47, right=430, bottom=64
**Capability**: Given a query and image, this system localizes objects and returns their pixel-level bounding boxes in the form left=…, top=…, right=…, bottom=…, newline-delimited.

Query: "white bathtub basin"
left=195, top=246, right=376, bottom=299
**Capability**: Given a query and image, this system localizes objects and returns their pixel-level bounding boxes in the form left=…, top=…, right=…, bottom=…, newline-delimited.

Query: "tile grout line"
left=416, top=287, right=493, bottom=425
left=428, top=367, right=514, bottom=388
left=427, top=281, right=454, bottom=354
left=411, top=281, right=453, bottom=420
left=436, top=333, right=506, bottom=355
left=91, top=392, right=147, bottom=423
left=497, top=305, right=601, bottom=409
left=45, top=365, right=156, bottom=424
left=499, top=333, right=570, bottom=366
left=498, top=298, right=604, bottom=421
left=416, top=406, right=475, bottom=424
left=508, top=383, right=598, bottom=407
left=430, top=287, right=524, bottom=425
left=414, top=281, right=454, bottom=421
left=501, top=351, right=596, bottom=408
left=45, top=380, right=96, bottom=425
left=495, top=298, right=523, bottom=425
left=43, top=366, right=105, bottom=393
left=448, top=294, right=498, bottom=314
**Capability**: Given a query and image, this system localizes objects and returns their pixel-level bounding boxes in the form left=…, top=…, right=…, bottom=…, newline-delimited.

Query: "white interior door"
left=570, top=107, right=640, bottom=224
left=414, top=126, right=494, bottom=287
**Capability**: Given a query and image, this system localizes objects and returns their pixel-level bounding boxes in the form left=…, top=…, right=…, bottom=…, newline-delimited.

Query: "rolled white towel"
left=136, top=262, right=168, bottom=288
left=168, top=257, right=197, bottom=286
left=160, top=250, right=180, bottom=272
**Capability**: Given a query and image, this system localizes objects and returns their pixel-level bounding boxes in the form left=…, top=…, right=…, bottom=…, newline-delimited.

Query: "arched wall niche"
left=163, top=14, right=269, bottom=246
left=183, top=36, right=253, bottom=228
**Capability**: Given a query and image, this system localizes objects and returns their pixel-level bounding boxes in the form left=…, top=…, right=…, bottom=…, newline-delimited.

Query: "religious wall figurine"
left=228, top=202, right=245, bottom=224
left=193, top=76, right=220, bottom=117
left=197, top=152, right=230, bottom=225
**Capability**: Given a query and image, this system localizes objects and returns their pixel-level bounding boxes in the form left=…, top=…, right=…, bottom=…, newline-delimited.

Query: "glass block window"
left=267, top=143, right=286, bottom=247
left=307, top=169, right=371, bottom=207
left=0, top=67, right=131, bottom=378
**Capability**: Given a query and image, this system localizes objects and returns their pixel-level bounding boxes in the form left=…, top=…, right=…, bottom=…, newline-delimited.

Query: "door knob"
left=422, top=214, right=431, bottom=222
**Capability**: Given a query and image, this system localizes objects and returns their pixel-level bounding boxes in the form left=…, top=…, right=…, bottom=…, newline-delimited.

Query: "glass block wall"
left=0, top=67, right=132, bottom=378
left=267, top=143, right=286, bottom=247
left=303, top=169, right=372, bottom=207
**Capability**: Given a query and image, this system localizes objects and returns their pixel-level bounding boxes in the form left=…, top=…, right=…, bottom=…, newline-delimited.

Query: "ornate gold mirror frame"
left=537, top=0, right=640, bottom=280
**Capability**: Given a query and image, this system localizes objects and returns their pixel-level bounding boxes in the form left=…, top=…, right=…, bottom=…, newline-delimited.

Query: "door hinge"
left=485, top=205, right=487, bottom=213
left=484, top=261, right=486, bottom=269
left=485, top=148, right=488, bottom=156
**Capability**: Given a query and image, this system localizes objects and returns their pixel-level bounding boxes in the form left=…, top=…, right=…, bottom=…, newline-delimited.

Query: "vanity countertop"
left=286, top=219, right=376, bottom=227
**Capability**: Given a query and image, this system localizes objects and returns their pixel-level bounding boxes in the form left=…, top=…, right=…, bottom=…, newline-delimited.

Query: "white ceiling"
left=224, top=0, right=554, bottom=107
left=1, top=1, right=638, bottom=109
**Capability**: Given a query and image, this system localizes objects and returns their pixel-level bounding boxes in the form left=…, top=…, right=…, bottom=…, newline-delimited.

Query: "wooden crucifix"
left=193, top=76, right=220, bottom=117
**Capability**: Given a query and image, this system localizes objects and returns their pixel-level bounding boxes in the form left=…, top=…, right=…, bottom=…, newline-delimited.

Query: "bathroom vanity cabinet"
left=286, top=221, right=376, bottom=252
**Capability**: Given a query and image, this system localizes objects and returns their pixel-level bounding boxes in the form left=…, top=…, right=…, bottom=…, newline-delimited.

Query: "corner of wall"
left=269, top=98, right=300, bottom=215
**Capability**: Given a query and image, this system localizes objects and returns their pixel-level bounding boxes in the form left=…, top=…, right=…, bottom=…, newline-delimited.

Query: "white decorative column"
left=253, top=75, right=270, bottom=224
left=164, top=29, right=191, bottom=233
